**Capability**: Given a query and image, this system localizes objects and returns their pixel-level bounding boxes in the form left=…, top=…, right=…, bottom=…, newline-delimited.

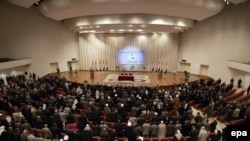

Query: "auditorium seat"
left=183, top=136, right=190, bottom=141
left=201, top=107, right=207, bottom=114
left=92, top=136, right=101, bottom=141
left=230, top=94, right=250, bottom=104
left=151, top=138, right=160, bottom=141
left=188, top=100, right=195, bottom=106
left=167, top=137, right=174, bottom=141
left=224, top=90, right=245, bottom=102
left=194, top=103, right=202, bottom=109
left=107, top=122, right=114, bottom=128
left=118, top=138, right=127, bottom=141
left=160, top=138, right=169, bottom=141
left=0, top=110, right=7, bottom=116
left=211, top=110, right=218, bottom=117
left=221, top=89, right=236, bottom=98
left=144, top=138, right=151, bottom=141
left=218, top=115, right=227, bottom=122
left=228, top=119, right=245, bottom=125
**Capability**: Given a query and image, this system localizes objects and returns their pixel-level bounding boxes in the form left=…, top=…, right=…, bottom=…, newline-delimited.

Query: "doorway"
left=199, top=64, right=209, bottom=76
left=49, top=62, right=59, bottom=73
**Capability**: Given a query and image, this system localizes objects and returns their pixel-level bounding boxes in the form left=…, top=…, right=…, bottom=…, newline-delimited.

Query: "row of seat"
left=92, top=136, right=191, bottom=141
left=223, top=90, right=245, bottom=102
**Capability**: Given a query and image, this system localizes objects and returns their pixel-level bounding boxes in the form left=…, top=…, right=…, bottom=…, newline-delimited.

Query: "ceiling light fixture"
left=33, top=0, right=44, bottom=6
left=224, top=0, right=230, bottom=5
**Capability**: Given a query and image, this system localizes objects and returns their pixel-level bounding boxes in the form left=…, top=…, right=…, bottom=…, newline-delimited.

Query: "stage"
left=49, top=71, right=208, bottom=88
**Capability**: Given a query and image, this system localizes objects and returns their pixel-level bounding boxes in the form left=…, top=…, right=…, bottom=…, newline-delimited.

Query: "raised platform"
left=49, top=70, right=206, bottom=88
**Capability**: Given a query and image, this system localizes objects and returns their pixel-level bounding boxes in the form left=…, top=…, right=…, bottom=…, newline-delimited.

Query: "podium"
left=90, top=71, right=95, bottom=79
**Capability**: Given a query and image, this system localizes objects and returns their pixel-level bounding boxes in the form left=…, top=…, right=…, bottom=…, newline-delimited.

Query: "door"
left=179, top=62, right=191, bottom=72
left=199, top=64, right=209, bottom=76
left=50, top=62, right=59, bottom=73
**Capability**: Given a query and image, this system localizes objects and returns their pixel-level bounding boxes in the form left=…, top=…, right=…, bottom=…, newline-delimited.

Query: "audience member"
left=150, top=121, right=158, bottom=138
left=20, top=129, right=29, bottom=141
left=247, top=84, right=250, bottom=94
left=158, top=120, right=166, bottom=139
left=82, top=124, right=93, bottom=141
left=166, top=121, right=175, bottom=137
left=42, top=124, right=52, bottom=139
left=197, top=126, right=208, bottom=141
left=237, top=78, right=242, bottom=88
left=189, top=126, right=199, bottom=141
left=141, top=120, right=150, bottom=138
left=100, top=121, right=109, bottom=141
left=174, top=129, right=182, bottom=141
left=210, top=125, right=222, bottom=141
left=210, top=119, right=217, bottom=133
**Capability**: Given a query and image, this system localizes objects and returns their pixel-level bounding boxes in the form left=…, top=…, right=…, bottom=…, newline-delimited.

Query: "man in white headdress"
left=158, top=120, right=166, bottom=139
left=198, top=126, right=208, bottom=141
left=0, top=126, right=6, bottom=139
left=174, top=129, right=182, bottom=141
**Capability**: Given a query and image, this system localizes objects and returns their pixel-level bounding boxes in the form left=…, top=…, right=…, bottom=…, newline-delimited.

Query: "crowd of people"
left=0, top=72, right=249, bottom=141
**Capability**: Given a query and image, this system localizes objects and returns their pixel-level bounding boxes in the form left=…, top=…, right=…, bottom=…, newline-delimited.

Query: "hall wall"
left=179, top=1, right=250, bottom=88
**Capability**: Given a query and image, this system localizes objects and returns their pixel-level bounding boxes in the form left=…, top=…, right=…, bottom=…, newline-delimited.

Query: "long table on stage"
left=118, top=73, right=134, bottom=81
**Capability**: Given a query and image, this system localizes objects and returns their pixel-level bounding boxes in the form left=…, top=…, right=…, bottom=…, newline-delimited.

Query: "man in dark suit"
left=238, top=78, right=242, bottom=88
left=247, top=84, right=250, bottom=94
left=114, top=120, right=124, bottom=138
left=210, top=119, right=217, bottom=133
left=82, top=124, right=93, bottom=141
left=126, top=125, right=137, bottom=141
left=189, top=126, right=199, bottom=141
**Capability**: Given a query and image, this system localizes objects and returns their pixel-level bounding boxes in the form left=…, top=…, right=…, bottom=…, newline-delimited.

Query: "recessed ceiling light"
left=79, top=27, right=83, bottom=29
left=137, top=29, right=143, bottom=32
left=128, top=29, right=133, bottom=32
left=119, top=29, right=124, bottom=32
left=95, top=25, right=100, bottom=28
left=110, top=29, right=114, bottom=32
left=174, top=26, right=182, bottom=30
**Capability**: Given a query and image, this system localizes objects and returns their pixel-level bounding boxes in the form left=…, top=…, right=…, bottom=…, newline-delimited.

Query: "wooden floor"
left=51, top=71, right=207, bottom=87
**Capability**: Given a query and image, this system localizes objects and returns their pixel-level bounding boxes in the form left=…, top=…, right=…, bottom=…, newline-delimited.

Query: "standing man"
left=142, top=120, right=150, bottom=138
left=247, top=84, right=250, bottom=94
left=238, top=78, right=242, bottom=88
left=198, top=126, right=208, bottom=141
left=158, top=121, right=166, bottom=139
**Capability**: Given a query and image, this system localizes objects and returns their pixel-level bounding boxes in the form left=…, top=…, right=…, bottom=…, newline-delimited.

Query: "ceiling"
left=6, top=0, right=248, bottom=33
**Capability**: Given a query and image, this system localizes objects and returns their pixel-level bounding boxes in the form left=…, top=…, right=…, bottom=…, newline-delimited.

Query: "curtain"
left=79, top=33, right=179, bottom=72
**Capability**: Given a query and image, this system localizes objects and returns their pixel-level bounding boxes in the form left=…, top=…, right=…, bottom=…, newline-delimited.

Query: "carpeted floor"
left=103, top=74, right=150, bottom=83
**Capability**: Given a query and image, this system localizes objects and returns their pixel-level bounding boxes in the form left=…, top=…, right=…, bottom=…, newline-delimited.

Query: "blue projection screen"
left=118, top=50, right=145, bottom=65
